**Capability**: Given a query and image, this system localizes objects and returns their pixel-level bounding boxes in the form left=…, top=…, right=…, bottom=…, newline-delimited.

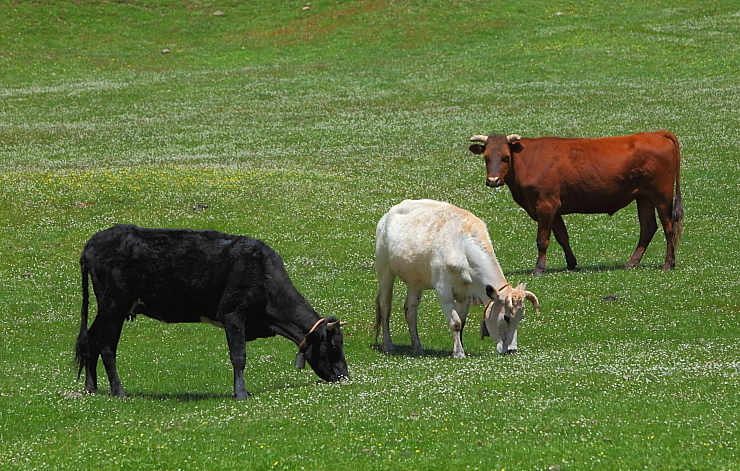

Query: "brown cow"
left=468, top=131, right=684, bottom=275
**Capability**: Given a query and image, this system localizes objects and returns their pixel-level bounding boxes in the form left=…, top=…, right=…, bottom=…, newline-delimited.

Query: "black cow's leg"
left=83, top=322, right=101, bottom=393
left=223, top=317, right=249, bottom=400
left=552, top=215, right=577, bottom=270
left=627, top=196, right=658, bottom=268
left=98, top=316, right=126, bottom=398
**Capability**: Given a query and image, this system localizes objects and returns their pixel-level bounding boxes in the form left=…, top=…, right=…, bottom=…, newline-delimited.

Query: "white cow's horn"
left=469, top=134, right=488, bottom=143
left=525, top=291, right=540, bottom=314
left=506, top=134, right=521, bottom=143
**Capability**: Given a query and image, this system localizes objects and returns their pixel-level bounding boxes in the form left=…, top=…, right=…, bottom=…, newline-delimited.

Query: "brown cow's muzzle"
left=486, top=176, right=504, bottom=187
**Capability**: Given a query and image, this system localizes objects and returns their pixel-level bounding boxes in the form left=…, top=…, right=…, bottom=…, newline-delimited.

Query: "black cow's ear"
left=510, top=142, right=524, bottom=153
left=469, top=144, right=485, bottom=154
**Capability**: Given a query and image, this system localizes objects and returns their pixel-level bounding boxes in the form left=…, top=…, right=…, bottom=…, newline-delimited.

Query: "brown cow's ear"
left=510, top=142, right=524, bottom=153
left=469, top=144, right=485, bottom=154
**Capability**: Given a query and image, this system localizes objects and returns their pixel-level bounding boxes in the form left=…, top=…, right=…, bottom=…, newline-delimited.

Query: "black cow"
left=74, top=224, right=349, bottom=399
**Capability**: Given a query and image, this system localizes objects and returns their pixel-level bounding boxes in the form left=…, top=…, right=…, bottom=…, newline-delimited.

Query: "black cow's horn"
left=326, top=320, right=348, bottom=331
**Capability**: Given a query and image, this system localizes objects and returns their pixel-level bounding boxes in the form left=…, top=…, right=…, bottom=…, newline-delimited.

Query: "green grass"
left=1, top=0, right=739, bottom=469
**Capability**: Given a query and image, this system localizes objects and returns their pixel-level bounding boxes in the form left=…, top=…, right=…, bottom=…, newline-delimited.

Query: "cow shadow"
left=125, top=391, right=233, bottom=401
left=370, top=343, right=482, bottom=359
left=123, top=376, right=332, bottom=401
left=504, top=262, right=661, bottom=277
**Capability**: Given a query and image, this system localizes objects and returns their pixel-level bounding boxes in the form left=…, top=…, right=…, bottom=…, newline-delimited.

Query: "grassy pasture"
left=1, top=1, right=739, bottom=469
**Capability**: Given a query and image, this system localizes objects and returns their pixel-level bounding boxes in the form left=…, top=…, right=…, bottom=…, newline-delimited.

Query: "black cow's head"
left=469, top=133, right=523, bottom=187
left=302, top=317, right=349, bottom=382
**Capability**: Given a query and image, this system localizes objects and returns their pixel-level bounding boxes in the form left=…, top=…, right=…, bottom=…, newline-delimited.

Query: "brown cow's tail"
left=665, top=131, right=684, bottom=251
left=74, top=260, right=90, bottom=378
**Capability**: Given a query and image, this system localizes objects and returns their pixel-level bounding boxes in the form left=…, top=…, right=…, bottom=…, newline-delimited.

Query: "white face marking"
left=199, top=317, right=224, bottom=329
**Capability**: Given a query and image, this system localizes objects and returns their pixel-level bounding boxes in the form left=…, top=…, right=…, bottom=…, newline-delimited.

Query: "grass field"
left=1, top=1, right=739, bottom=469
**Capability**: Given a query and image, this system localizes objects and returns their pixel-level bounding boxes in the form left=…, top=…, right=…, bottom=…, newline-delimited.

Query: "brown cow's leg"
left=552, top=215, right=577, bottom=270
left=533, top=217, right=553, bottom=275
left=656, top=201, right=677, bottom=270
left=627, top=196, right=658, bottom=269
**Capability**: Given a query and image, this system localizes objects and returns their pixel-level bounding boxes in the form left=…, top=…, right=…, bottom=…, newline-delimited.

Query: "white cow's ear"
left=485, top=284, right=495, bottom=299
left=480, top=318, right=490, bottom=340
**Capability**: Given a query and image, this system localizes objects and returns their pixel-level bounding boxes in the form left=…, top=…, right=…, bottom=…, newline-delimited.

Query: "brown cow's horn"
left=469, top=134, right=488, bottom=143
left=524, top=291, right=540, bottom=315
left=506, top=134, right=521, bottom=143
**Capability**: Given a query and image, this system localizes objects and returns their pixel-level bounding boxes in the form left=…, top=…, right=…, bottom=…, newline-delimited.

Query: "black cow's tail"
left=74, top=260, right=90, bottom=379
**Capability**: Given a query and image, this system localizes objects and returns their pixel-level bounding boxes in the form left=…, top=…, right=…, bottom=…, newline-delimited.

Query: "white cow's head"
left=481, top=282, right=539, bottom=354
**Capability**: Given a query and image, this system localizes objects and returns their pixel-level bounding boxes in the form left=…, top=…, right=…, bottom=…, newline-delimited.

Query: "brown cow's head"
left=469, top=134, right=523, bottom=187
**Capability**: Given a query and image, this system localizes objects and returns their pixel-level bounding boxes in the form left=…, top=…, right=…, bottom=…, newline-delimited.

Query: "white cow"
left=374, top=199, right=539, bottom=358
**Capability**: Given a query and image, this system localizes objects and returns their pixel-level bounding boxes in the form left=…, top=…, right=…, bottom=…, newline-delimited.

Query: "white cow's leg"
left=404, top=287, right=424, bottom=356
left=436, top=290, right=466, bottom=359
left=456, top=300, right=470, bottom=334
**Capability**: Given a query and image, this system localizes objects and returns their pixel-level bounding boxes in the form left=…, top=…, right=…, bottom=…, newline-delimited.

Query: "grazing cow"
left=468, top=131, right=684, bottom=275
left=75, top=224, right=349, bottom=399
left=374, top=199, right=539, bottom=357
